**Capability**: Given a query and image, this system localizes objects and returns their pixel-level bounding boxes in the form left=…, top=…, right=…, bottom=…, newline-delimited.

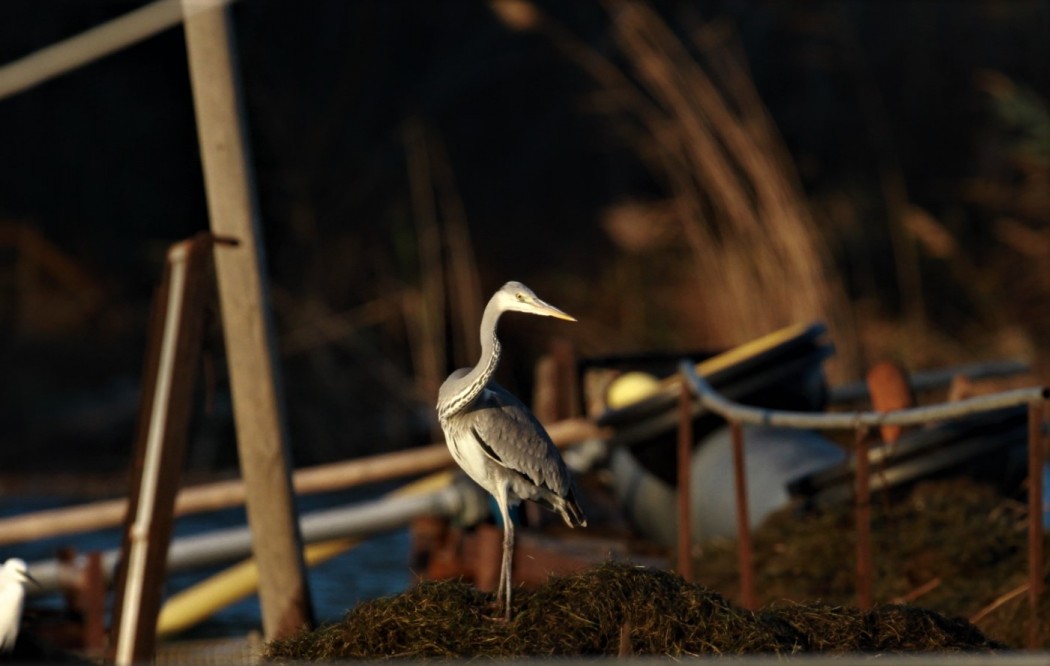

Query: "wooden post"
left=109, top=236, right=214, bottom=663
left=181, top=0, right=314, bottom=639
left=0, top=417, right=604, bottom=547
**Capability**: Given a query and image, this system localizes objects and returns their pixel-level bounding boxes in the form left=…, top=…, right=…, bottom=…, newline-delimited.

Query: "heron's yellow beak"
left=534, top=299, right=576, bottom=322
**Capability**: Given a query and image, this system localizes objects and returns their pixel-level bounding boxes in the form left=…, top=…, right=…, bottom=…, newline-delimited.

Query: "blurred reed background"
left=0, top=0, right=1047, bottom=480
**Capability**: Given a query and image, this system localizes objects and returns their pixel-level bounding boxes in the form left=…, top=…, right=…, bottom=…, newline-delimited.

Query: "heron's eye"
left=515, top=293, right=524, bottom=301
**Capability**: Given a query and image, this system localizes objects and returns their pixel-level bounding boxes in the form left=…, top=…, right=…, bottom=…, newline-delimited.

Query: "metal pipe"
left=26, top=481, right=478, bottom=595
left=679, top=361, right=1048, bottom=429
left=829, top=359, right=1031, bottom=404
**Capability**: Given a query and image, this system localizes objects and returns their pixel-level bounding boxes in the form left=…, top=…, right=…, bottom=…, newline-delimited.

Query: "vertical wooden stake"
left=730, top=421, right=755, bottom=610
left=182, top=1, right=314, bottom=639
left=855, top=427, right=874, bottom=610
left=109, top=237, right=214, bottom=664
left=1027, top=401, right=1045, bottom=649
left=676, top=375, right=693, bottom=582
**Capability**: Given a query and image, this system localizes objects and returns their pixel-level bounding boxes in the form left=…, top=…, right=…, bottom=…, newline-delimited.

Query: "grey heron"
left=437, top=281, right=586, bottom=620
left=0, top=559, right=37, bottom=653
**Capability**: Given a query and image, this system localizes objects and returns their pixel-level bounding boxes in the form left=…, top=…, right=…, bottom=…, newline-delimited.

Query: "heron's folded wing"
left=466, top=384, right=572, bottom=495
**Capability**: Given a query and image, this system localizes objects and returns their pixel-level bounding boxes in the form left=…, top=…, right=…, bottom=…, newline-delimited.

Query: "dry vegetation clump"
left=696, top=478, right=1043, bottom=648
left=262, top=562, right=1002, bottom=660
left=764, top=602, right=999, bottom=653
left=507, top=563, right=783, bottom=656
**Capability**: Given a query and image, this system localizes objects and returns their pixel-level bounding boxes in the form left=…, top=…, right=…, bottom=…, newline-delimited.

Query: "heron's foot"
left=485, top=597, right=512, bottom=623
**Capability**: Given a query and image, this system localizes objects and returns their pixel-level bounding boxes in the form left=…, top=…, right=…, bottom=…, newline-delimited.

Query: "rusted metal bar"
left=729, top=420, right=755, bottom=609
left=80, top=552, right=106, bottom=653
left=679, top=360, right=1048, bottom=430
left=1028, top=401, right=1045, bottom=649
left=552, top=338, right=581, bottom=420
left=854, top=427, right=873, bottom=610
left=676, top=374, right=693, bottom=582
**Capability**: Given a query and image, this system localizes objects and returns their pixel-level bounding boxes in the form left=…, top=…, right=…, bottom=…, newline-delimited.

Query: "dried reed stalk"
left=609, top=2, right=843, bottom=347
left=404, top=120, right=447, bottom=399
left=403, top=120, right=484, bottom=406
left=493, top=0, right=855, bottom=367
left=428, top=131, right=483, bottom=368
left=970, top=581, right=1028, bottom=625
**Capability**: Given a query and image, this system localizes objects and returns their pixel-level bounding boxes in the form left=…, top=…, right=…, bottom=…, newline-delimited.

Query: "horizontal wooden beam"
left=0, top=418, right=605, bottom=546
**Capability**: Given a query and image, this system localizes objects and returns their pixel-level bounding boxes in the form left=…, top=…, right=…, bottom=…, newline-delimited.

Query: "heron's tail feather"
left=563, top=502, right=587, bottom=528
left=558, top=488, right=587, bottom=528
left=533, top=487, right=587, bottom=528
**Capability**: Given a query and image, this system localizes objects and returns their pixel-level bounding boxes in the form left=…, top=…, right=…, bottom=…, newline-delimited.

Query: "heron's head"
left=497, top=281, right=576, bottom=321
left=1, top=559, right=38, bottom=588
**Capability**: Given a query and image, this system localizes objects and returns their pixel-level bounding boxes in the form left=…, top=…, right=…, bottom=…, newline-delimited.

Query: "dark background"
left=0, top=0, right=1047, bottom=483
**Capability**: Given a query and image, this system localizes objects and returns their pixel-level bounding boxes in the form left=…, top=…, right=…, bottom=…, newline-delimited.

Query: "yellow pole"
left=156, top=472, right=456, bottom=638
left=157, top=539, right=355, bottom=638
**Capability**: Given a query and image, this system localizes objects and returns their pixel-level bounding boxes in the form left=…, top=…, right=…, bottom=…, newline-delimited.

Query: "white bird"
left=437, top=281, right=586, bottom=621
left=0, top=558, right=37, bottom=654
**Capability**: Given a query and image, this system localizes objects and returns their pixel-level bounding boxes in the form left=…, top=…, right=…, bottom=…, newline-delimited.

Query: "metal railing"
left=677, top=360, right=1049, bottom=649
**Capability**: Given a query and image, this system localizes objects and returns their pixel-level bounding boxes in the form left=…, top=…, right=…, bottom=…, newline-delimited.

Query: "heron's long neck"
left=438, top=296, right=503, bottom=419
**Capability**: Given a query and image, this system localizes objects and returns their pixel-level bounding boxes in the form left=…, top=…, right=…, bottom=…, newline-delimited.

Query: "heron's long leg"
left=494, top=484, right=514, bottom=621
left=503, top=517, right=514, bottom=621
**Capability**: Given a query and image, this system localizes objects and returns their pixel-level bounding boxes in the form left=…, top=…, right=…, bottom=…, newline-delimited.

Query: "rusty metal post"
left=1027, top=400, right=1046, bottom=649
left=551, top=338, right=580, bottom=420
left=79, top=552, right=106, bottom=653
left=676, top=374, right=693, bottom=582
left=730, top=420, right=756, bottom=609
left=855, top=427, right=874, bottom=610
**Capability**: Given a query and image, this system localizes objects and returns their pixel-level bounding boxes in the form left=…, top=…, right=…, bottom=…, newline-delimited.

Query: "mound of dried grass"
left=764, top=601, right=998, bottom=653
left=262, top=562, right=1001, bottom=660
left=697, top=478, right=1045, bottom=649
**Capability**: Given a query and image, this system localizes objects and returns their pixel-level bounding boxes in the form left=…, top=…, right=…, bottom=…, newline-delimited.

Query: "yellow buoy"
left=605, top=371, right=663, bottom=409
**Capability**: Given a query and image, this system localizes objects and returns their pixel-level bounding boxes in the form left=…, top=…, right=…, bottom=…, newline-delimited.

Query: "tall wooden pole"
left=181, top=0, right=314, bottom=639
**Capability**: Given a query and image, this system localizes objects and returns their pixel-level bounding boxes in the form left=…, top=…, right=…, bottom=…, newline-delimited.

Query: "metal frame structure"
left=677, top=360, right=1049, bottom=649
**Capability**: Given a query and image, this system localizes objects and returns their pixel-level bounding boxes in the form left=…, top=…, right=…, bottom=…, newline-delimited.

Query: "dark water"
left=0, top=488, right=412, bottom=640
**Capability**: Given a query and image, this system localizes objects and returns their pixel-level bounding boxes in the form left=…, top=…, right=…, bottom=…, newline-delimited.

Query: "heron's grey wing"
left=464, top=383, right=574, bottom=496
